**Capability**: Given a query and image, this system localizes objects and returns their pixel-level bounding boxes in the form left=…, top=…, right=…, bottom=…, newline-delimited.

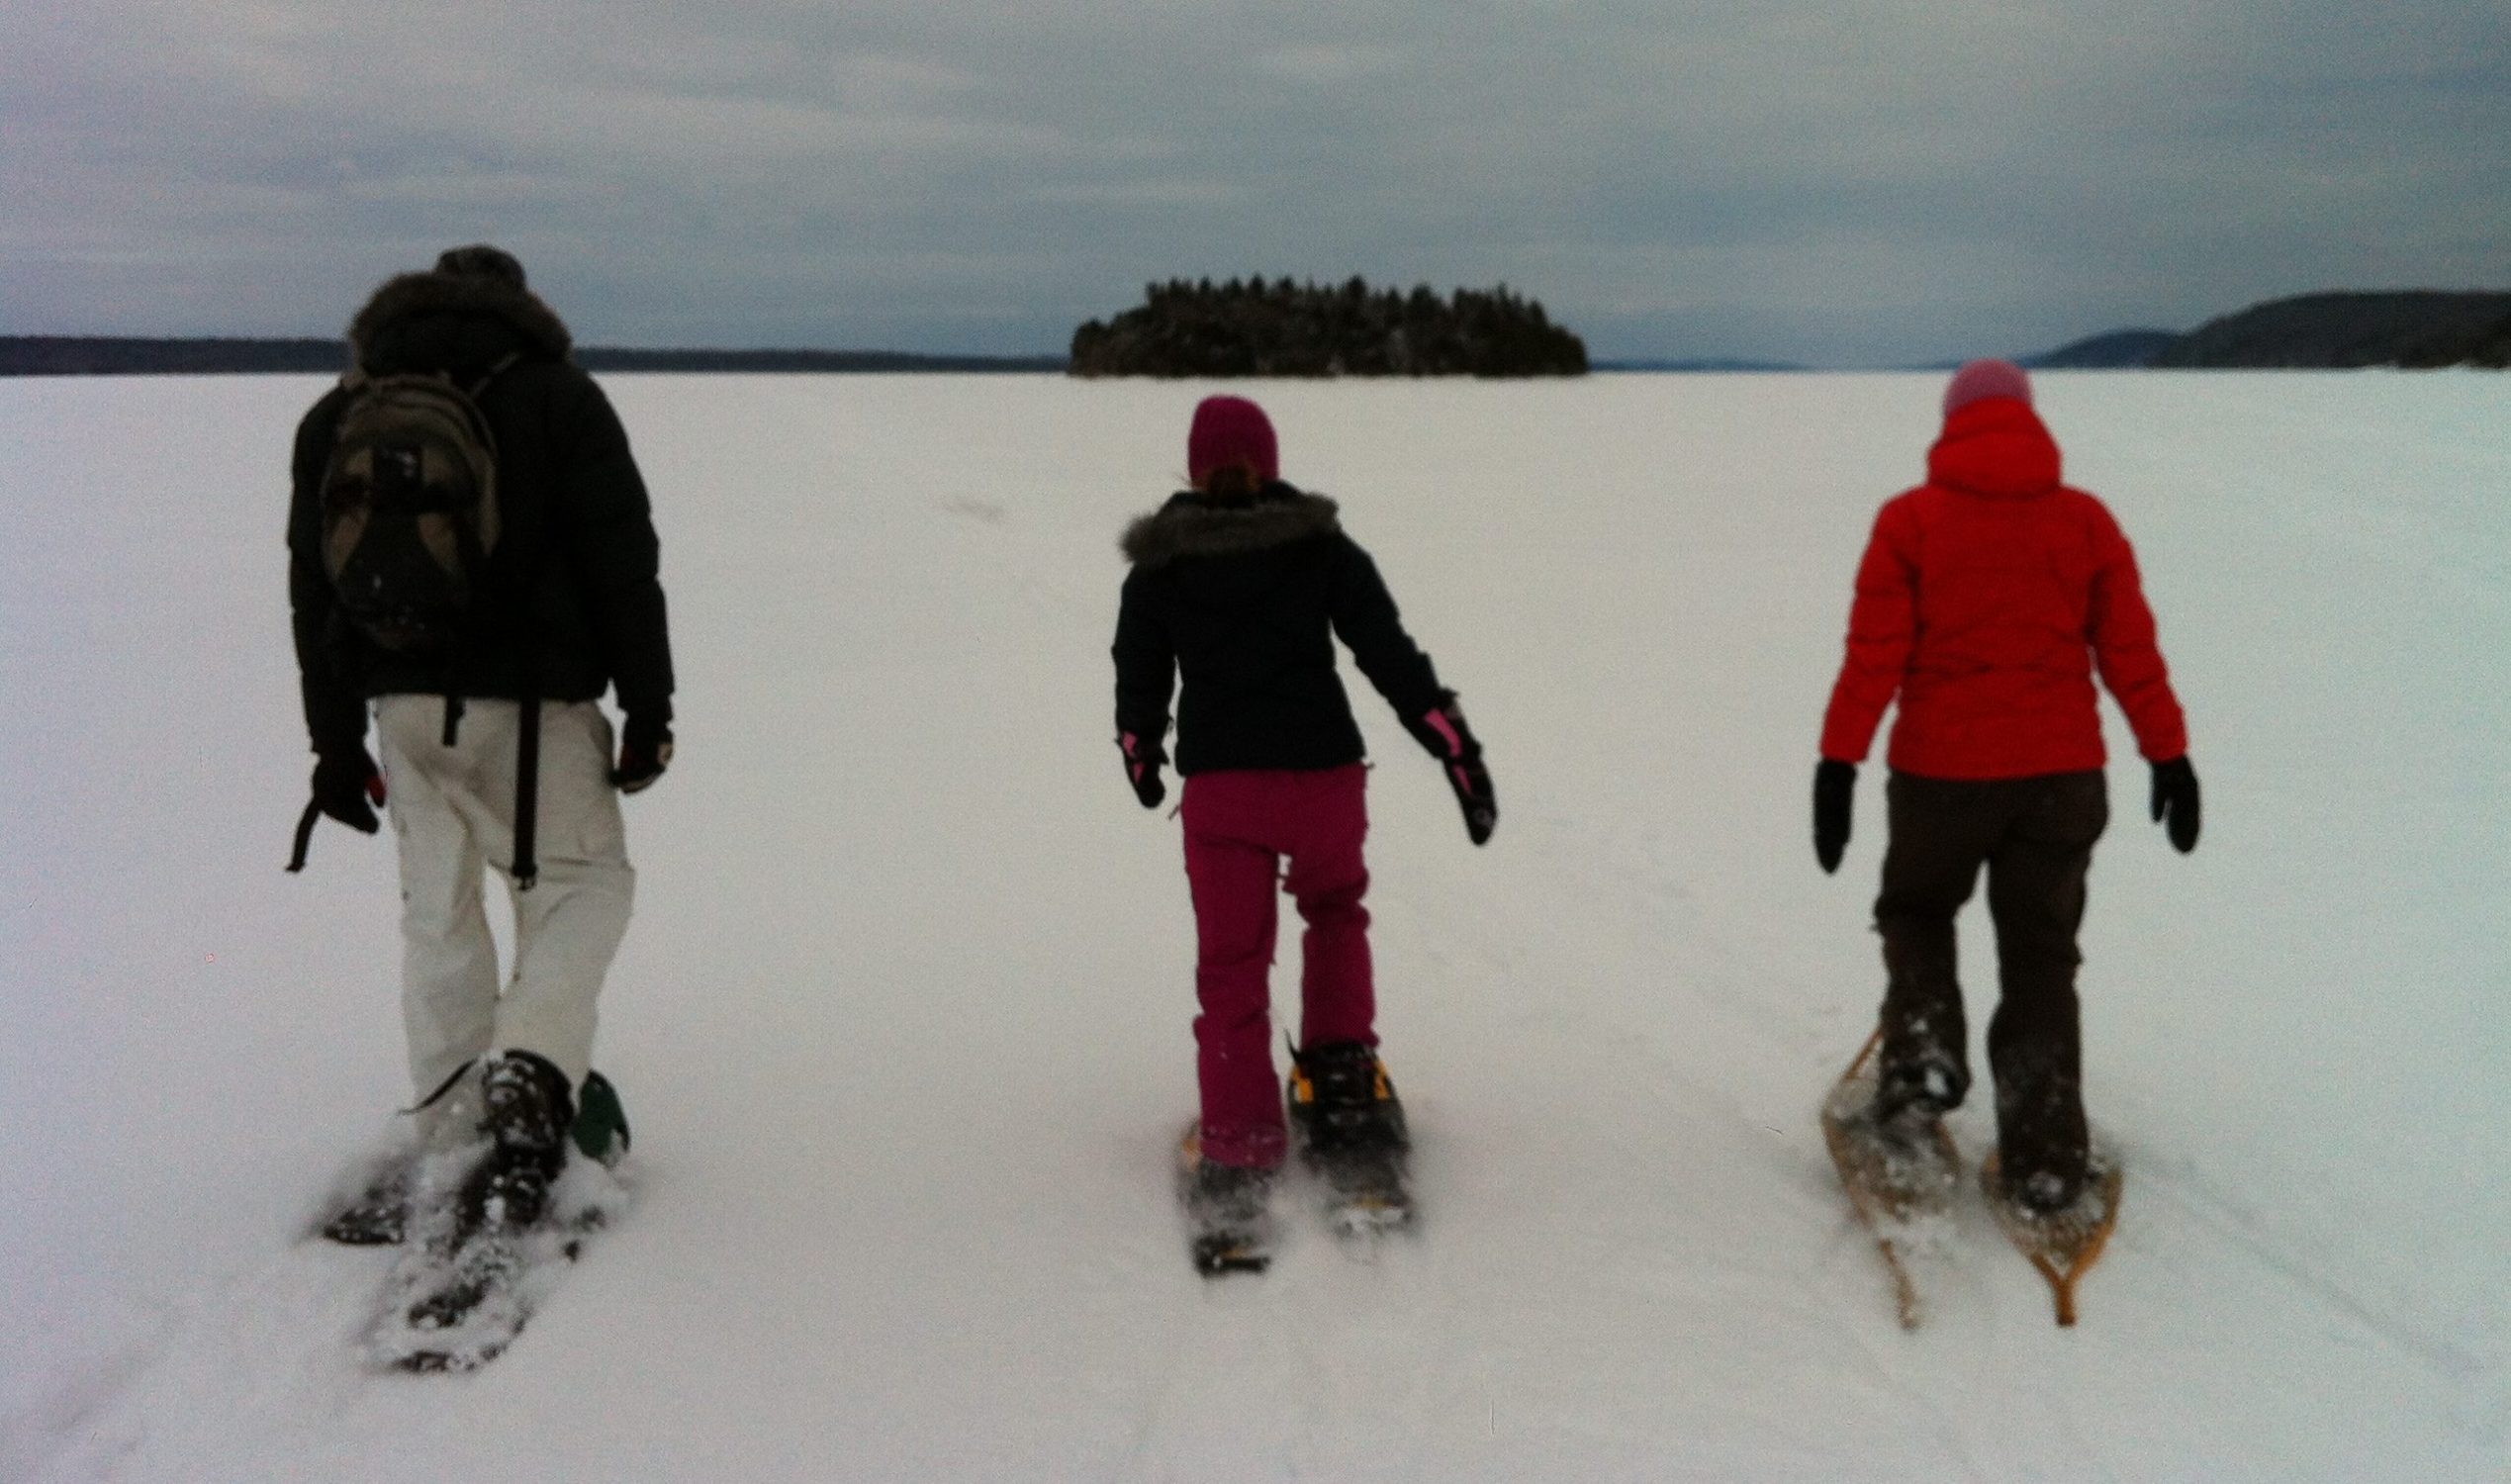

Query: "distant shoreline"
left=0, top=337, right=1068, bottom=377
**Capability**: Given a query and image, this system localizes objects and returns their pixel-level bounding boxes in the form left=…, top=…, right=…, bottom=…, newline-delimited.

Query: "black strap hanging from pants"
left=433, top=689, right=535, bottom=888
left=512, top=691, right=542, bottom=891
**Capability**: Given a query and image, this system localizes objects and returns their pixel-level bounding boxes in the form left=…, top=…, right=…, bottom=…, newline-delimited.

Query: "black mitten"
left=1119, top=730, right=1166, bottom=809
left=1813, top=759, right=1856, bottom=874
left=612, top=713, right=675, bottom=793
left=2150, top=755, right=2199, bottom=854
left=313, top=747, right=386, bottom=833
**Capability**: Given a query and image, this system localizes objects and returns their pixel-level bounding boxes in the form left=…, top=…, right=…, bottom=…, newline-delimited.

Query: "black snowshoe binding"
left=1288, top=1041, right=1414, bottom=1234
left=1177, top=1124, right=1276, bottom=1276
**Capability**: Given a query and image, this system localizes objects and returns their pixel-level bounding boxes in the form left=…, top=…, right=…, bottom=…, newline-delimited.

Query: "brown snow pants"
left=1874, top=769, right=2107, bottom=1187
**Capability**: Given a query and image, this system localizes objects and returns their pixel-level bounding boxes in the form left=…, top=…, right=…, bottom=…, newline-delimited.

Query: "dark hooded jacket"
left=1113, top=481, right=1444, bottom=775
left=288, top=270, right=673, bottom=755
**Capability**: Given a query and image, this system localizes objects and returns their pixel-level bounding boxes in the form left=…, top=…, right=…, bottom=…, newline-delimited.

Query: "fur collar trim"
left=347, top=270, right=574, bottom=369
left=1121, top=485, right=1342, bottom=568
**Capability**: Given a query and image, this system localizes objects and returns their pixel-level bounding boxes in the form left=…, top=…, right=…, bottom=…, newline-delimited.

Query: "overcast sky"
left=8, top=1, right=2506, bottom=365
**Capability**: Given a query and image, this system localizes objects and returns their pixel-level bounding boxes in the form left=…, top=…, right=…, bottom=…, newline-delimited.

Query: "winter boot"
left=1177, top=1124, right=1278, bottom=1274
left=1287, top=1041, right=1409, bottom=1161
left=1870, top=1048, right=1969, bottom=1128
left=2007, top=1164, right=2086, bottom=1214
left=1181, top=1154, right=1276, bottom=1232
left=1995, top=1078, right=2091, bottom=1215
left=449, top=1051, right=576, bottom=1246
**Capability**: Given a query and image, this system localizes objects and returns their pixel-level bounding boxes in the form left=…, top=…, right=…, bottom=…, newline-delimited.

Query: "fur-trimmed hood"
left=1120, top=483, right=1342, bottom=569
left=346, top=270, right=574, bottom=375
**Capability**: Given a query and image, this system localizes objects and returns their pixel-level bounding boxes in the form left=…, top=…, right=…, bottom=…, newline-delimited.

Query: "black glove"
left=289, top=745, right=384, bottom=873
left=1404, top=693, right=1497, bottom=846
left=313, top=747, right=386, bottom=834
left=612, top=713, right=674, bottom=793
left=1119, top=729, right=1166, bottom=809
left=2150, top=755, right=2199, bottom=853
left=1814, top=759, right=1856, bottom=874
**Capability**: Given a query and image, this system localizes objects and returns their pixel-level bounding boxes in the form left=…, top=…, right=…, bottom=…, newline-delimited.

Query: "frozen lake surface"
left=2, top=370, right=2504, bottom=1480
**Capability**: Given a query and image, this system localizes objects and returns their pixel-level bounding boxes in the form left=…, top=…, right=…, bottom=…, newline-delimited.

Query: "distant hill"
left=2019, top=329, right=2182, bottom=370
left=0, top=337, right=1065, bottom=377
left=1070, top=277, right=1588, bottom=377
left=2152, top=292, right=2511, bottom=369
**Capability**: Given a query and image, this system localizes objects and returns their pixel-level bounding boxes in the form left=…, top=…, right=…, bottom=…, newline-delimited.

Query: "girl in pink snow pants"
left=1112, top=396, right=1497, bottom=1171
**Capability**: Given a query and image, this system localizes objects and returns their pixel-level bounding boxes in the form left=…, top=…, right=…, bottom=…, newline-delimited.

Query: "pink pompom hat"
left=1942, top=358, right=2033, bottom=416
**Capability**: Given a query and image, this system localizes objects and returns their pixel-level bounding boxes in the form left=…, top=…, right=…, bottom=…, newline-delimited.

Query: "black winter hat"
left=434, top=243, right=526, bottom=290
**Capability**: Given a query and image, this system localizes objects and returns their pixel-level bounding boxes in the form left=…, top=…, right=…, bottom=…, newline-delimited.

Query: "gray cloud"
left=6, top=0, right=2505, bottom=364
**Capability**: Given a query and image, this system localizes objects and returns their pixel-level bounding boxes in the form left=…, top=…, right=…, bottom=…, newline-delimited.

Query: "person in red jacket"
left=1814, top=358, right=2199, bottom=1213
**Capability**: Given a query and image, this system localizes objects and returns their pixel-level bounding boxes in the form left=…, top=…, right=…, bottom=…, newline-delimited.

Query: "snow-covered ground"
left=2, top=370, right=2503, bottom=1481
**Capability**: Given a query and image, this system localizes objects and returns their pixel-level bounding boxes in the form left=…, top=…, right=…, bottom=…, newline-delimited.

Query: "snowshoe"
left=372, top=1148, right=621, bottom=1373
left=1177, top=1123, right=1276, bottom=1276
left=1822, top=1030, right=1960, bottom=1329
left=1288, top=1042, right=1414, bottom=1235
left=325, top=1066, right=621, bottom=1247
left=1981, top=1148, right=2124, bottom=1327
left=393, top=1053, right=574, bottom=1355
left=367, top=1057, right=628, bottom=1372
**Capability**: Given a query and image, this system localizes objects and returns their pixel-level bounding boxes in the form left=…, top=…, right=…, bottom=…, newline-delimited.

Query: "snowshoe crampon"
left=1821, top=1029, right=1959, bottom=1330
left=1980, top=1150, right=2123, bottom=1327
left=1177, top=1123, right=1275, bottom=1277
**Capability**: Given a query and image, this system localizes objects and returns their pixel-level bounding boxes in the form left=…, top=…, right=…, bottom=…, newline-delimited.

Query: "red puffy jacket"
left=1819, top=398, right=2186, bottom=780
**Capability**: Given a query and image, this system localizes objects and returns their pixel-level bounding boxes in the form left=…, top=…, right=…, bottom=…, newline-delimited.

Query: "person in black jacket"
left=1114, top=395, right=1494, bottom=1208
left=289, top=245, right=672, bottom=1246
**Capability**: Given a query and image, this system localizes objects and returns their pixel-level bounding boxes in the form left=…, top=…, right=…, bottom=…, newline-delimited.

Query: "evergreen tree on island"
left=1070, top=276, right=1589, bottom=377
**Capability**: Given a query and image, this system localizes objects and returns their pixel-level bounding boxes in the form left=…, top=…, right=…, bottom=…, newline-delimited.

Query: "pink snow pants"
left=1180, top=765, right=1375, bottom=1168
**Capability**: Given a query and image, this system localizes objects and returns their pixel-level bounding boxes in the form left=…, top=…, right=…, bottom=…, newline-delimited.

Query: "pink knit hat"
left=1187, top=395, right=1279, bottom=486
left=1942, top=358, right=2032, bottom=416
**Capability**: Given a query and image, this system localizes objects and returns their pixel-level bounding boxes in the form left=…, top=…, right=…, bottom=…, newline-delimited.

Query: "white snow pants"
left=375, top=696, right=634, bottom=1118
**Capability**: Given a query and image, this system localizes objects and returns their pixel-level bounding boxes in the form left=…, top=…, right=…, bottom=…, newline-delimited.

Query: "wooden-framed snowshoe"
left=1820, top=1029, right=1961, bottom=1330
left=1980, top=1150, right=2123, bottom=1327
